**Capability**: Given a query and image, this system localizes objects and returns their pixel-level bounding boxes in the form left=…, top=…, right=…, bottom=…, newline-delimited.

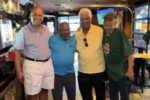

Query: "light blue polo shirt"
left=14, top=22, right=52, bottom=60
left=49, top=34, right=77, bottom=76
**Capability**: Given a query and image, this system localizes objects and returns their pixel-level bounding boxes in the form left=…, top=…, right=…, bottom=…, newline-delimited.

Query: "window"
left=134, top=20, right=148, bottom=33
left=134, top=5, right=150, bottom=34
left=133, top=4, right=150, bottom=53
left=47, top=22, right=54, bottom=34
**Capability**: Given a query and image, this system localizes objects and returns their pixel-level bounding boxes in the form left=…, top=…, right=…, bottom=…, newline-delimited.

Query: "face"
left=30, top=7, right=44, bottom=27
left=80, top=12, right=92, bottom=30
left=103, top=17, right=117, bottom=31
left=59, top=24, right=70, bottom=41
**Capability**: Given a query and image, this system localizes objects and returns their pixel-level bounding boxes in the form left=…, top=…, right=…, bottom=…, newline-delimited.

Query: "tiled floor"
left=47, top=79, right=150, bottom=100
left=47, top=53, right=150, bottom=100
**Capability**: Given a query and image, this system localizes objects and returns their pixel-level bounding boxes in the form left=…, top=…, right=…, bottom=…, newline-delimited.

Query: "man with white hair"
left=75, top=8, right=105, bottom=100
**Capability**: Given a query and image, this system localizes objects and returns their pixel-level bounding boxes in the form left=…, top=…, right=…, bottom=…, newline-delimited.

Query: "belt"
left=25, top=57, right=49, bottom=62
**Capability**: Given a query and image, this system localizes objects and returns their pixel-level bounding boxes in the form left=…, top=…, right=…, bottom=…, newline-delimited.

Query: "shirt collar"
left=28, top=22, right=45, bottom=33
left=79, top=24, right=93, bottom=37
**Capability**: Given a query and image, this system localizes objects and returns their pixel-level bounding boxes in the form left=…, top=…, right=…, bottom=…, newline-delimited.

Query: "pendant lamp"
left=0, top=0, right=7, bottom=11
left=5, top=0, right=17, bottom=14
left=16, top=0, right=24, bottom=15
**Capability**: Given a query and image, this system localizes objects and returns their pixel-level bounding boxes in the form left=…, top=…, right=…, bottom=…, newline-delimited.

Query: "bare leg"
left=27, top=94, right=38, bottom=100
left=39, top=88, right=48, bottom=100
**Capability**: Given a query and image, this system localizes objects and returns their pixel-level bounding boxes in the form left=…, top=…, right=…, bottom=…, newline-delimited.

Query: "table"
left=133, top=53, right=150, bottom=84
left=134, top=53, right=150, bottom=59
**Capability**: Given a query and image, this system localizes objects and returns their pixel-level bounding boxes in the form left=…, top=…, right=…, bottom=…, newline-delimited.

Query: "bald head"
left=59, top=22, right=70, bottom=41
left=30, top=6, right=44, bottom=27
left=31, top=6, right=44, bottom=15
left=59, top=22, right=70, bottom=30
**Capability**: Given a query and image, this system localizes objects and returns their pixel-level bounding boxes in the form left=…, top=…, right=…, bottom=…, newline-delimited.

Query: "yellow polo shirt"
left=75, top=24, right=105, bottom=74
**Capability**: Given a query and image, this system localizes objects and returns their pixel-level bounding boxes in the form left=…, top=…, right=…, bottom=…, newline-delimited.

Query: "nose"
left=64, top=30, right=67, bottom=33
left=37, top=15, right=41, bottom=19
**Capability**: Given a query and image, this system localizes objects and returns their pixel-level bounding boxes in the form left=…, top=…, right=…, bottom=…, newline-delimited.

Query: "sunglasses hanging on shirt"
left=83, top=38, right=88, bottom=47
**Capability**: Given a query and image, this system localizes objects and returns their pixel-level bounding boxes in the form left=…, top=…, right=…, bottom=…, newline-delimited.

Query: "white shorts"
left=23, top=59, right=54, bottom=95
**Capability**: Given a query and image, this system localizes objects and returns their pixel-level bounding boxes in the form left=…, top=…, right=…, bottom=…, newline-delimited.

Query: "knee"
left=27, top=94, right=38, bottom=100
left=41, top=88, right=48, bottom=94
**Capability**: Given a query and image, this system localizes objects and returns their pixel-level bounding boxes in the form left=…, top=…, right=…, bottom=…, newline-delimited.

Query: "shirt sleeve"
left=14, top=28, right=25, bottom=50
left=121, top=30, right=133, bottom=56
left=48, top=37, right=52, bottom=49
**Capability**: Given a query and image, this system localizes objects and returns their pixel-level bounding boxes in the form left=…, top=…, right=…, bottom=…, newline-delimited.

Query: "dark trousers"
left=78, top=71, right=105, bottom=100
left=52, top=73, right=76, bottom=100
left=109, top=77, right=130, bottom=100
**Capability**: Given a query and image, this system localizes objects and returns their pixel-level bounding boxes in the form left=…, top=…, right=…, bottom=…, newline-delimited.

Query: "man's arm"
left=125, top=54, right=134, bottom=80
left=14, top=50, right=24, bottom=83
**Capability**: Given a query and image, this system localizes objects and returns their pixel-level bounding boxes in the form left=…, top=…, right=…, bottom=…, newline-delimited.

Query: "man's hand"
left=125, top=70, right=134, bottom=80
left=16, top=72, right=25, bottom=84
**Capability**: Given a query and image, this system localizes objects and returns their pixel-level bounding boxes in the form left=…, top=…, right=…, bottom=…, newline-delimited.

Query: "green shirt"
left=103, top=28, right=133, bottom=82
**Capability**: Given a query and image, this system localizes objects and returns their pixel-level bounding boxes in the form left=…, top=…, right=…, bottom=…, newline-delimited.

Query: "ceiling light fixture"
left=5, top=0, right=17, bottom=14
left=0, top=0, right=7, bottom=11
left=16, top=0, right=24, bottom=16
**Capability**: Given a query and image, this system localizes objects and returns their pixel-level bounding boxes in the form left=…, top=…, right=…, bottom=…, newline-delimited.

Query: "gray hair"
left=59, top=22, right=70, bottom=30
left=78, top=8, right=92, bottom=18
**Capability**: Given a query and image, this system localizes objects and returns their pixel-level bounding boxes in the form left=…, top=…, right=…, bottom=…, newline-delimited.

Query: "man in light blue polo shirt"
left=49, top=22, right=77, bottom=100
left=14, top=6, right=54, bottom=100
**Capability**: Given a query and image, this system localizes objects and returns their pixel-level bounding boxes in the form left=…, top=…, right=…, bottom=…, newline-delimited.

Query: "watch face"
left=103, top=43, right=110, bottom=55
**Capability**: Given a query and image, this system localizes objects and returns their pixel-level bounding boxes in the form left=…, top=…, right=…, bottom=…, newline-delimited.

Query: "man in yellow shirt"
left=75, top=8, right=105, bottom=100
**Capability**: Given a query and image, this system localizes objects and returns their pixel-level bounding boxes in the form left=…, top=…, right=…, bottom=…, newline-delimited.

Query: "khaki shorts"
left=23, top=59, right=54, bottom=95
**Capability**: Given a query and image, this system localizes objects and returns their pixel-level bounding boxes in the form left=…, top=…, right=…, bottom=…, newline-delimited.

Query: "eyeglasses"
left=83, top=38, right=88, bottom=47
